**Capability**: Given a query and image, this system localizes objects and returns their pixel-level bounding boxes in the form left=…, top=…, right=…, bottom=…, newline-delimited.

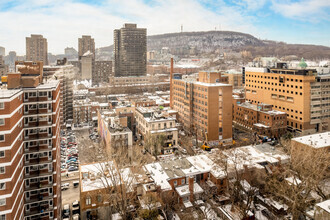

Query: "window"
left=0, top=183, right=5, bottom=190
left=174, top=180, right=177, bottom=186
left=86, top=197, right=91, bottom=205
left=0, top=198, right=5, bottom=206
left=0, top=103, right=3, bottom=109
left=0, top=167, right=5, bottom=174
left=0, top=135, right=4, bottom=142
left=0, top=214, right=5, bottom=220
left=0, top=151, right=4, bottom=158
left=39, top=91, right=47, bottom=97
left=97, top=195, right=103, bottom=203
left=181, top=179, right=185, bottom=185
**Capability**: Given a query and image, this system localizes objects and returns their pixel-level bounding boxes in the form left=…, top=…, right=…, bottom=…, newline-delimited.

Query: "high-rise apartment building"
left=0, top=56, right=8, bottom=76
left=171, top=71, right=233, bottom=145
left=0, top=64, right=61, bottom=219
left=78, top=35, right=95, bottom=60
left=93, top=61, right=112, bottom=85
left=26, top=34, right=48, bottom=65
left=0, top=47, right=5, bottom=56
left=43, top=58, right=76, bottom=126
left=114, top=23, right=147, bottom=77
left=245, top=65, right=330, bottom=134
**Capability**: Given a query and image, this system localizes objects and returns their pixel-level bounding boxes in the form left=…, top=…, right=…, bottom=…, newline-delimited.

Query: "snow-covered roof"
left=144, top=163, right=172, bottom=191
left=292, top=132, right=330, bottom=149
left=175, top=182, right=204, bottom=197
left=316, top=199, right=330, bottom=213
left=80, top=162, right=135, bottom=192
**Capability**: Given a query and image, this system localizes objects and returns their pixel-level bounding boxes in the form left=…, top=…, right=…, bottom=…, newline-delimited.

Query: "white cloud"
left=0, top=0, right=259, bottom=54
left=271, top=0, right=330, bottom=22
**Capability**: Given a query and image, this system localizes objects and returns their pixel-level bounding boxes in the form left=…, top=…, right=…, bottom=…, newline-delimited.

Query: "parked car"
left=61, top=183, right=69, bottom=190
left=68, top=166, right=78, bottom=172
left=73, top=181, right=79, bottom=188
left=72, top=200, right=80, bottom=215
left=72, top=214, right=80, bottom=220
left=62, top=204, right=70, bottom=218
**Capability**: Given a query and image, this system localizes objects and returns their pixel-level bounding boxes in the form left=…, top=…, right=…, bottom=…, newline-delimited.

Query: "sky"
left=0, top=0, right=329, bottom=55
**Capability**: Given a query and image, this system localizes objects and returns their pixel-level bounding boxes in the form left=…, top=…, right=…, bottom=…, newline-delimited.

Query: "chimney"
left=189, top=176, right=194, bottom=202
left=170, top=58, right=174, bottom=109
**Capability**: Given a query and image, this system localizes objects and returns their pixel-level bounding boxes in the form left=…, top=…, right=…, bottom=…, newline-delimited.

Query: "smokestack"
left=170, top=58, right=174, bottom=109
left=189, top=176, right=194, bottom=202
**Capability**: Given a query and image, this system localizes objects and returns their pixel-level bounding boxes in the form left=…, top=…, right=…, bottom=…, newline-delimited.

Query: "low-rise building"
left=291, top=132, right=330, bottom=164
left=135, top=106, right=178, bottom=154
left=233, top=102, right=287, bottom=138
left=79, top=161, right=136, bottom=219
left=73, top=100, right=92, bottom=125
left=314, top=199, right=330, bottom=220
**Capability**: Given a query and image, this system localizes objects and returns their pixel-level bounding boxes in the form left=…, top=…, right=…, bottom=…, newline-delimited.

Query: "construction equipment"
left=201, top=132, right=212, bottom=151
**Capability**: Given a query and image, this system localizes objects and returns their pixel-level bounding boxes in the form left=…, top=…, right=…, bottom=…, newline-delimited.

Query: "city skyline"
left=0, top=0, right=329, bottom=54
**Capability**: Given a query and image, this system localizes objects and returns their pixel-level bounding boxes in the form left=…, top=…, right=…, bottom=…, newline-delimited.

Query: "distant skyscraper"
left=114, top=23, right=147, bottom=77
left=26, top=34, right=48, bottom=65
left=65, top=47, right=78, bottom=59
left=78, top=35, right=95, bottom=60
left=0, top=46, right=5, bottom=56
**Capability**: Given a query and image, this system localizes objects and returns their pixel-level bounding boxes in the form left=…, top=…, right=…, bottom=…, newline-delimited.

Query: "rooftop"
left=80, top=161, right=135, bottom=192
left=315, top=199, right=330, bottom=213
left=292, top=132, right=330, bottom=148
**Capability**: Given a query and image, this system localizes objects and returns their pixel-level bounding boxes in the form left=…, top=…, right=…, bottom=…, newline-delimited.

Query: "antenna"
left=181, top=25, right=183, bottom=33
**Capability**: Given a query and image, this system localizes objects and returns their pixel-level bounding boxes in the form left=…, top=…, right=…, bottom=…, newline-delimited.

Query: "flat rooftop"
left=292, top=132, right=330, bottom=149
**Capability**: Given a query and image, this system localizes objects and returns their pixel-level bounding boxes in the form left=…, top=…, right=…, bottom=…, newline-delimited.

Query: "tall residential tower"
left=26, top=34, right=48, bottom=65
left=78, top=35, right=95, bottom=60
left=0, top=62, right=61, bottom=219
left=114, top=24, right=147, bottom=77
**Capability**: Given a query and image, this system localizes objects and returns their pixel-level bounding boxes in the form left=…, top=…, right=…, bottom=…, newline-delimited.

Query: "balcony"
left=25, top=168, right=53, bottom=178
left=24, top=133, right=52, bottom=141
left=25, top=156, right=52, bottom=166
left=24, top=209, right=52, bottom=220
left=25, top=201, right=52, bottom=216
left=25, top=180, right=53, bottom=191
left=25, top=191, right=53, bottom=204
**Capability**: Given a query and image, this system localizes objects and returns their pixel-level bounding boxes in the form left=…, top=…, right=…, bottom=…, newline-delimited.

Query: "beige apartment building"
left=223, top=71, right=243, bottom=89
left=26, top=34, right=48, bottom=65
left=78, top=35, right=95, bottom=60
left=245, top=66, right=330, bottom=134
left=171, top=71, right=233, bottom=146
left=135, top=107, right=178, bottom=154
left=43, top=58, right=76, bottom=125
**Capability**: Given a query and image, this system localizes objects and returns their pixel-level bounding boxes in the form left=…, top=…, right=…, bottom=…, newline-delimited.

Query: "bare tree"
left=265, top=147, right=330, bottom=219
left=214, top=149, right=263, bottom=218
left=79, top=135, right=152, bottom=219
left=144, top=133, right=166, bottom=157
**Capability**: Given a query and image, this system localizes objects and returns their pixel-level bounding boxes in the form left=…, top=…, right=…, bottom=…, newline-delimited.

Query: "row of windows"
left=247, top=80, right=303, bottom=89
left=247, top=85, right=304, bottom=95
left=247, top=74, right=303, bottom=82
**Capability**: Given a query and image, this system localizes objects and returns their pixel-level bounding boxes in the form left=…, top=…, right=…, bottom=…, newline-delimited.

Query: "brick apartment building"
left=26, top=35, right=48, bottom=65
left=233, top=102, right=287, bottom=138
left=0, top=67, right=61, bottom=219
left=171, top=70, right=233, bottom=146
left=244, top=65, right=330, bottom=134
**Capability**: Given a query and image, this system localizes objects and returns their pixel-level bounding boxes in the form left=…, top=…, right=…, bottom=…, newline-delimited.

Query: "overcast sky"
left=0, top=0, right=329, bottom=55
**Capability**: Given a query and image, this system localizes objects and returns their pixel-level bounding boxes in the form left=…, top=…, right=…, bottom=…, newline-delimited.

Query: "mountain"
left=97, top=31, right=330, bottom=60
left=147, top=31, right=263, bottom=52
